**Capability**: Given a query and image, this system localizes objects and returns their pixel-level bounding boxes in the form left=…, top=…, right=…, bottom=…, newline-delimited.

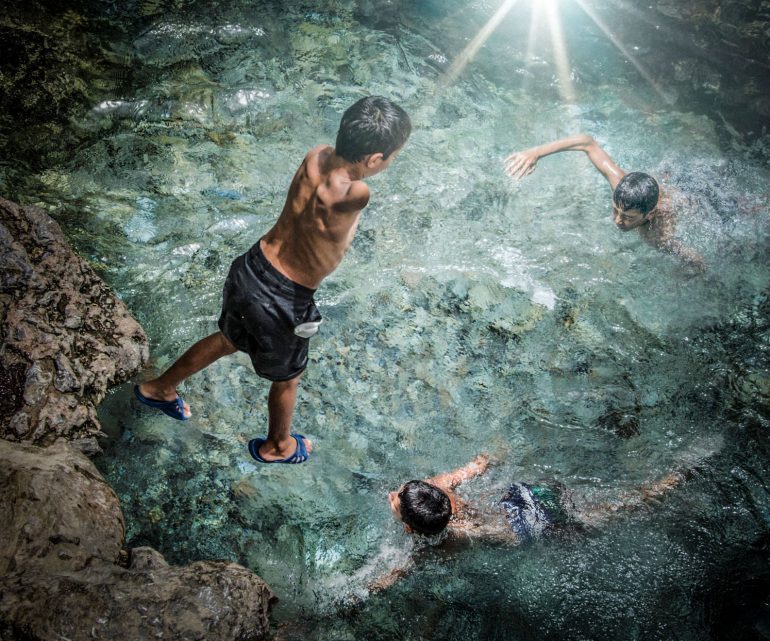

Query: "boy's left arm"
left=643, top=217, right=706, bottom=271
left=577, top=472, right=686, bottom=527
left=646, top=193, right=706, bottom=271
left=658, top=239, right=706, bottom=271
left=367, top=557, right=416, bottom=594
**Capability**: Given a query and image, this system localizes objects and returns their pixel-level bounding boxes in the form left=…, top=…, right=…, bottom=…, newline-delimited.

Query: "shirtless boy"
left=505, top=134, right=704, bottom=269
left=371, top=453, right=685, bottom=591
left=135, top=96, right=411, bottom=464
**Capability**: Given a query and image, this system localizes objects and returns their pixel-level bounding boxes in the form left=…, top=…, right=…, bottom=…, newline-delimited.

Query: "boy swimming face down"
left=136, top=96, right=411, bottom=464
left=372, top=455, right=686, bottom=593
left=389, top=455, right=684, bottom=541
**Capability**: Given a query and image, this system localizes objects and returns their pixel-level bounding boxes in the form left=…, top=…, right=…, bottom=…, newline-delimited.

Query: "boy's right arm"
left=506, top=134, right=625, bottom=190
left=426, top=453, right=490, bottom=492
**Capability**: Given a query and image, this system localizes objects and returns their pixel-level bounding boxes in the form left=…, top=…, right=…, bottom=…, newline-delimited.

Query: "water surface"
left=7, top=1, right=770, bottom=639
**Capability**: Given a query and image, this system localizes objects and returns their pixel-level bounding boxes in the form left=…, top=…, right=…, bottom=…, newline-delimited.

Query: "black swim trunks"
left=218, top=241, right=322, bottom=382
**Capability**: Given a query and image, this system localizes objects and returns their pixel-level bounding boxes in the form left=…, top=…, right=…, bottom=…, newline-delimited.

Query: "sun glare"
left=441, top=0, right=669, bottom=110
left=442, top=0, right=519, bottom=87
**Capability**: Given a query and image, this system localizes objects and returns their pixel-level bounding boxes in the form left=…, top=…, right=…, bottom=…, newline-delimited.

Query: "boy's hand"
left=505, top=149, right=539, bottom=180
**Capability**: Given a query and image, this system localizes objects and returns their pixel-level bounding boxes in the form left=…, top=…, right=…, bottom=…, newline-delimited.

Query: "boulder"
left=0, top=439, right=275, bottom=641
left=0, top=439, right=124, bottom=576
left=0, top=197, right=148, bottom=449
left=1, top=558, right=275, bottom=641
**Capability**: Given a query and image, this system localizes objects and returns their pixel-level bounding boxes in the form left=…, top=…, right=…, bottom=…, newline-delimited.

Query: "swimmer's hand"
left=505, top=149, right=539, bottom=180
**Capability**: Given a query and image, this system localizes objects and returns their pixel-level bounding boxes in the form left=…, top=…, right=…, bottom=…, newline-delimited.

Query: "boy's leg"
left=139, top=331, right=237, bottom=417
left=258, top=373, right=313, bottom=460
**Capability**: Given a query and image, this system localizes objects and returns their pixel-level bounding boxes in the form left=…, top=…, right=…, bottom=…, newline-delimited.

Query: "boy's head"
left=335, top=96, right=411, bottom=170
left=612, top=172, right=659, bottom=231
left=389, top=480, right=452, bottom=536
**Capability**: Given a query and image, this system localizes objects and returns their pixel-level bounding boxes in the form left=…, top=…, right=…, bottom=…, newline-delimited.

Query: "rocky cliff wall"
left=0, top=200, right=275, bottom=641
left=0, top=197, right=147, bottom=451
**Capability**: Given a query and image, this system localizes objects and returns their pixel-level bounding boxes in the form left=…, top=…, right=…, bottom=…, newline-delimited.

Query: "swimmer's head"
left=612, top=172, right=659, bottom=230
left=335, top=96, right=411, bottom=167
left=389, top=480, right=452, bottom=536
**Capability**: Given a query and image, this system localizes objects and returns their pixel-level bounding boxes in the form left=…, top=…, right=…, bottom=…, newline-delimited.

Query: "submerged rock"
left=0, top=439, right=275, bottom=641
left=0, top=198, right=148, bottom=448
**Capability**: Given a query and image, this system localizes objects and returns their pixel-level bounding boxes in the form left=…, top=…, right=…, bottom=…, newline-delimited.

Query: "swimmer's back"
left=261, top=144, right=370, bottom=289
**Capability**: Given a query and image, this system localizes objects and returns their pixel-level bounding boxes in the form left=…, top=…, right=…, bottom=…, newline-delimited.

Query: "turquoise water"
left=7, top=1, right=770, bottom=638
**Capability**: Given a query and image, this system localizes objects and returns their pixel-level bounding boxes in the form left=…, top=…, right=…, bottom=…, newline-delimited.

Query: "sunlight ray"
left=544, top=0, right=576, bottom=102
left=524, top=1, right=544, bottom=73
left=574, top=0, right=671, bottom=102
left=442, top=0, right=519, bottom=86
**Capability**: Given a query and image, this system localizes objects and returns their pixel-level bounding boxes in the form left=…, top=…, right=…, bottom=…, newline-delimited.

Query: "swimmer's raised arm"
left=426, top=453, right=490, bottom=492
left=505, top=134, right=626, bottom=190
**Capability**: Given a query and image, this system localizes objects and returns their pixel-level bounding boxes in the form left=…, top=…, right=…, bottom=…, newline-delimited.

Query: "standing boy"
left=135, top=96, right=411, bottom=464
left=505, top=134, right=704, bottom=269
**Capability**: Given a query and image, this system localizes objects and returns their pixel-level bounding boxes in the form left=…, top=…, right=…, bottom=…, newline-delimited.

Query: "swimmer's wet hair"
left=399, top=480, right=452, bottom=536
left=613, top=172, right=659, bottom=215
left=336, top=96, right=411, bottom=163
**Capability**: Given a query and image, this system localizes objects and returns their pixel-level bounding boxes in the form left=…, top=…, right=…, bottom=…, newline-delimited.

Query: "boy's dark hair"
left=612, top=172, right=659, bottom=215
left=399, top=480, right=451, bottom=536
left=335, top=96, right=411, bottom=163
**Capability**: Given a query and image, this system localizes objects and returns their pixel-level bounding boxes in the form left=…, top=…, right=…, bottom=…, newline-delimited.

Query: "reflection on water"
left=7, top=1, right=770, bottom=639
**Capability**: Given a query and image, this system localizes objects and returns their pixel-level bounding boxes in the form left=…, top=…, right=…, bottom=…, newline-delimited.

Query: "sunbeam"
left=543, top=0, right=576, bottom=102
left=442, top=0, right=519, bottom=87
left=573, top=0, right=672, bottom=102
left=523, top=0, right=544, bottom=76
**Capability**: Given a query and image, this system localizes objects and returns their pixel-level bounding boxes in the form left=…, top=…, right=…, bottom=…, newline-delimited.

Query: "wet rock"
left=598, top=409, right=641, bottom=439
left=1, top=558, right=275, bottom=641
left=581, top=0, right=770, bottom=139
left=0, top=198, right=149, bottom=446
left=0, top=439, right=275, bottom=641
left=0, top=439, right=123, bottom=576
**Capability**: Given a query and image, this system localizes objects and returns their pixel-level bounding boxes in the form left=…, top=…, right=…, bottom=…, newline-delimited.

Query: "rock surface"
left=0, top=439, right=275, bottom=641
left=0, top=199, right=275, bottom=640
left=585, top=0, right=770, bottom=138
left=0, top=197, right=148, bottom=449
left=0, top=439, right=124, bottom=577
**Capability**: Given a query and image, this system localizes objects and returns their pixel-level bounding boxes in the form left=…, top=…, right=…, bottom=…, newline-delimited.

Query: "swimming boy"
left=135, top=96, right=411, bottom=464
left=372, top=453, right=686, bottom=590
left=505, top=134, right=704, bottom=269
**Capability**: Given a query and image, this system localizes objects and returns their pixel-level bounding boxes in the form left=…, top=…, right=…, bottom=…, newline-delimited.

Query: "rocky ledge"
left=0, top=197, right=148, bottom=450
left=0, top=200, right=275, bottom=640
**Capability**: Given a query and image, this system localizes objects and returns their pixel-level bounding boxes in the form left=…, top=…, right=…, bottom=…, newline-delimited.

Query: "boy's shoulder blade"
left=328, top=177, right=369, bottom=214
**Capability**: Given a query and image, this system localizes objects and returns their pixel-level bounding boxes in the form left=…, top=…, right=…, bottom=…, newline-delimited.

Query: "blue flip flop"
left=248, top=433, right=310, bottom=464
left=133, top=385, right=189, bottom=421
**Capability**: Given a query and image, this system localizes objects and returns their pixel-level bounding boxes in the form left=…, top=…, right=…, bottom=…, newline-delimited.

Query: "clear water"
left=8, top=1, right=770, bottom=638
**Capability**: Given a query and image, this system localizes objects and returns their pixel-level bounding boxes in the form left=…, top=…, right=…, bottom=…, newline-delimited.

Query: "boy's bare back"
left=261, top=144, right=371, bottom=289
